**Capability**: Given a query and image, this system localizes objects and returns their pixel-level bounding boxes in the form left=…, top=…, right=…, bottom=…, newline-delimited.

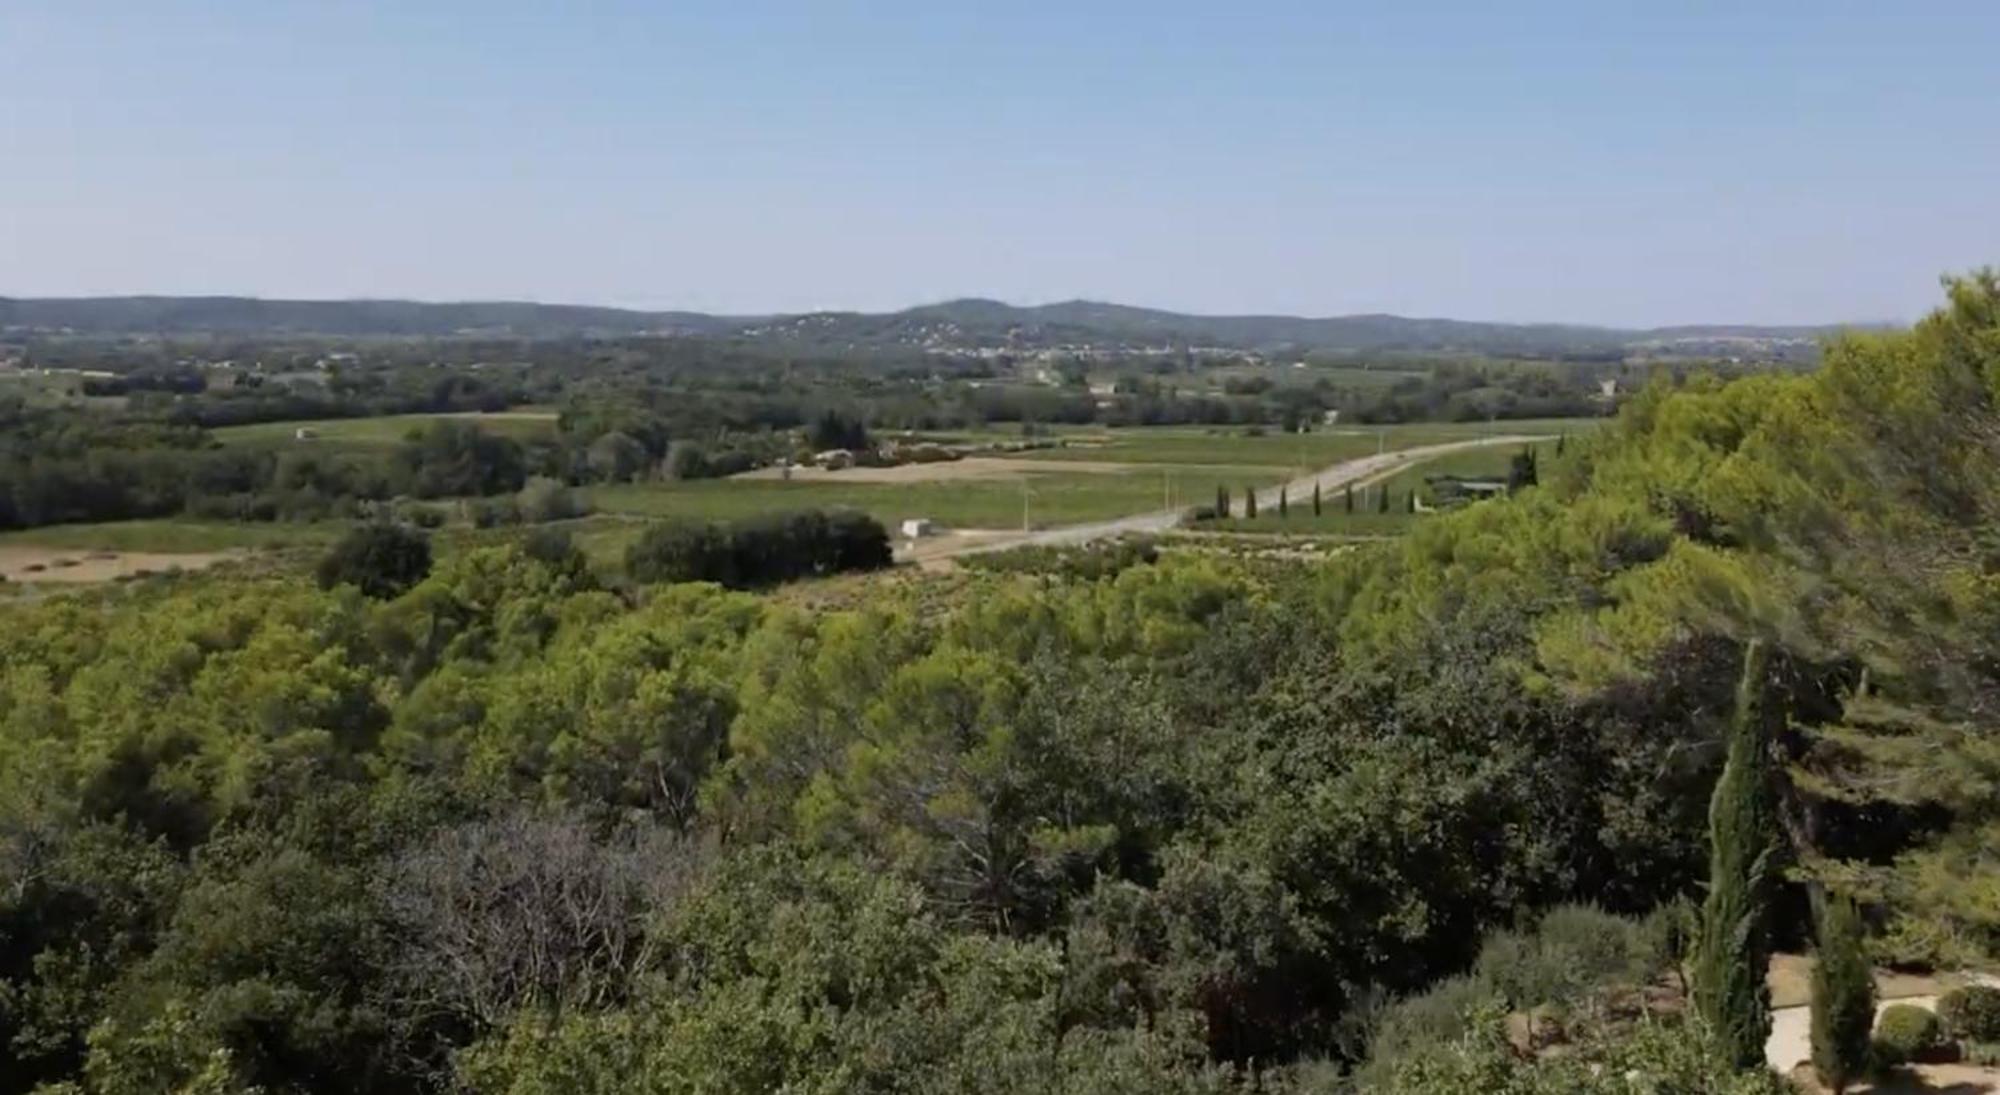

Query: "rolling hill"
left=0, top=294, right=1850, bottom=356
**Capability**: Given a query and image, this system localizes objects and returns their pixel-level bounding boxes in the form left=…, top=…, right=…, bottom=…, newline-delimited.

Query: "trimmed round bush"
left=1939, top=985, right=2000, bottom=1043
left=1873, top=1003, right=1942, bottom=1065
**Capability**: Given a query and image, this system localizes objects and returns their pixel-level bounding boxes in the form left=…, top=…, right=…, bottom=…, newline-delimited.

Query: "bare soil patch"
left=898, top=529, right=1023, bottom=568
left=0, top=546, right=241, bottom=584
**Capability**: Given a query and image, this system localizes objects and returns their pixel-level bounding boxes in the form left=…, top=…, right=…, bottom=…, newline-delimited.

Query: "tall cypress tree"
left=1279, top=487, right=1289, bottom=518
left=1313, top=482, right=1322, bottom=516
left=1376, top=485, right=1390, bottom=514
left=1216, top=484, right=1229, bottom=519
left=1810, top=894, right=1874, bottom=1092
left=1694, top=641, right=1779, bottom=1070
left=1244, top=487, right=1258, bottom=519
left=1344, top=483, right=1354, bottom=513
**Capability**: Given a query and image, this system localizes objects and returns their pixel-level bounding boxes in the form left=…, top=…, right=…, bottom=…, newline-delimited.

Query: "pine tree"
left=1344, top=483, right=1354, bottom=513
left=1810, top=894, right=1875, bottom=1092
left=1244, top=487, right=1258, bottom=519
left=1313, top=483, right=1322, bottom=516
left=1279, top=487, right=1289, bottom=518
left=1694, top=641, right=1780, bottom=1071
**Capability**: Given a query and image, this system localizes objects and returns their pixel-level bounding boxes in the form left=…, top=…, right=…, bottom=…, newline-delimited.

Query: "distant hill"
left=0, top=294, right=1853, bottom=355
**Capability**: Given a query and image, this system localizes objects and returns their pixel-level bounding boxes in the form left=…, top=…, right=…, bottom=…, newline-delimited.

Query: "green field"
left=1008, top=418, right=1589, bottom=469
left=590, top=464, right=1284, bottom=531
left=212, top=411, right=559, bottom=449
left=587, top=419, right=1596, bottom=533
left=1204, top=437, right=1564, bottom=535
left=1198, top=363, right=1428, bottom=391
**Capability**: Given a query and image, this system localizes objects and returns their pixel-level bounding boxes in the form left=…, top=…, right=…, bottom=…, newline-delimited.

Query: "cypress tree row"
left=1810, top=894, right=1875, bottom=1092
left=1694, top=640, right=1780, bottom=1071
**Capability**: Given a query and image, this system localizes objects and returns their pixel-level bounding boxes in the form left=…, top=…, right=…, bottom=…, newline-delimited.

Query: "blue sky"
left=4, top=1, right=1996, bottom=325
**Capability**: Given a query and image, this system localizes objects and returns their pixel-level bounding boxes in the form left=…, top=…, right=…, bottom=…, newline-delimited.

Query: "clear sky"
left=4, top=2, right=1997, bottom=326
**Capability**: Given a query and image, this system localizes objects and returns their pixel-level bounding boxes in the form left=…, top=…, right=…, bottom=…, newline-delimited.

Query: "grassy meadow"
left=587, top=420, right=1596, bottom=532
left=1006, top=418, right=1586, bottom=468
left=589, top=464, right=1280, bottom=531
left=1203, top=437, right=1566, bottom=535
left=212, top=410, right=559, bottom=451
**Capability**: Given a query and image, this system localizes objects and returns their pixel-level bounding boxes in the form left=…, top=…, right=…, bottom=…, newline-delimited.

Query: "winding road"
left=924, top=433, right=1551, bottom=561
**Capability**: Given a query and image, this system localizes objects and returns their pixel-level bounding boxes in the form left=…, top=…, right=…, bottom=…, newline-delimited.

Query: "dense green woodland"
left=2, top=277, right=1997, bottom=1091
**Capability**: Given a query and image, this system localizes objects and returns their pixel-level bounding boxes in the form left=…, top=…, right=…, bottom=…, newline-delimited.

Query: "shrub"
left=1377, top=1008, right=1792, bottom=1095
left=1361, top=974, right=1500, bottom=1079
left=469, top=497, right=521, bottom=528
left=1963, top=1040, right=2000, bottom=1067
left=1472, top=905, right=1655, bottom=1015
left=393, top=500, right=448, bottom=528
left=583, top=429, right=648, bottom=483
left=520, top=527, right=584, bottom=571
left=961, top=538, right=1159, bottom=581
left=1873, top=1003, right=1941, bottom=1065
left=516, top=476, right=587, bottom=524
left=316, top=522, right=432, bottom=598
left=663, top=441, right=711, bottom=481
left=1362, top=906, right=1661, bottom=1083
left=1938, top=985, right=2000, bottom=1043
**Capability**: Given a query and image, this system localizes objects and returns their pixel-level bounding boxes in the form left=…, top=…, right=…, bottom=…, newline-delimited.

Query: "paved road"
left=928, top=433, right=1550, bottom=560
